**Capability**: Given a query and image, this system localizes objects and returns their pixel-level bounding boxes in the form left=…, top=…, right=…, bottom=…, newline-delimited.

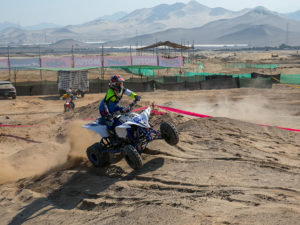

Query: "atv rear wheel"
left=86, top=143, right=111, bottom=168
left=124, top=145, right=143, bottom=170
left=160, top=121, right=179, bottom=146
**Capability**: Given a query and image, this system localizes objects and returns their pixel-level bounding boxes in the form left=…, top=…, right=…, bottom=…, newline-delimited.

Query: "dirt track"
left=1, top=84, right=300, bottom=225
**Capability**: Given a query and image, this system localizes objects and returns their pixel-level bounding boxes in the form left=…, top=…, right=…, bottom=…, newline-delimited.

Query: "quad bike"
left=64, top=96, right=76, bottom=112
left=82, top=99, right=179, bottom=170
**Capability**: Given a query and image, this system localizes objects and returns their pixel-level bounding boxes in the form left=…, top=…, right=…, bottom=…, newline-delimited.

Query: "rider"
left=61, top=89, right=74, bottom=100
left=99, top=74, right=141, bottom=135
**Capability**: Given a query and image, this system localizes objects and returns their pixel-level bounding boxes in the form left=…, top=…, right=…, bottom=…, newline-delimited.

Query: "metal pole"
left=14, top=70, right=17, bottom=86
left=156, top=48, right=160, bottom=79
left=101, top=45, right=104, bottom=85
left=71, top=45, right=74, bottom=68
left=39, top=46, right=42, bottom=81
left=136, top=31, right=138, bottom=56
left=130, top=45, right=132, bottom=65
left=193, top=40, right=195, bottom=64
left=8, top=45, right=11, bottom=81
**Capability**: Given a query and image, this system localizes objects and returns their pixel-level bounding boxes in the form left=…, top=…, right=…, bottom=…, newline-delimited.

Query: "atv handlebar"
left=111, top=98, right=140, bottom=119
left=122, top=99, right=138, bottom=114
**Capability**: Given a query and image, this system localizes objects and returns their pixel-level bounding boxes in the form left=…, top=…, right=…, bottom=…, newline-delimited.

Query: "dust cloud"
left=185, top=93, right=289, bottom=127
left=65, top=120, right=99, bottom=161
left=0, top=142, right=70, bottom=184
left=0, top=120, right=98, bottom=184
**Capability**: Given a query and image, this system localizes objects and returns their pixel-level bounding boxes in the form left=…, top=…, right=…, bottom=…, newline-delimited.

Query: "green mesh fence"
left=280, top=74, right=300, bottom=84
left=175, top=72, right=251, bottom=78
left=121, top=67, right=155, bottom=77
left=125, top=77, right=151, bottom=82
left=174, top=74, right=204, bottom=82
left=156, top=75, right=205, bottom=83
left=232, top=74, right=252, bottom=78
left=177, top=75, right=205, bottom=82
left=198, top=62, right=204, bottom=69
left=155, top=76, right=177, bottom=83
left=224, top=63, right=279, bottom=69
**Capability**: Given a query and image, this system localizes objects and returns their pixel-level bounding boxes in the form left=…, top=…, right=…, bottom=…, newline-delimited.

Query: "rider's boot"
left=108, top=128, right=116, bottom=137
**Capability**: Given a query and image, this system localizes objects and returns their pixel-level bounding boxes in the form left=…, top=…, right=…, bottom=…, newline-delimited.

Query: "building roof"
left=136, top=41, right=191, bottom=51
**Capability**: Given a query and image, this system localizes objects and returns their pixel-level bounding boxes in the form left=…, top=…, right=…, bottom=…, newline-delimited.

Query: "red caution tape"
left=156, top=105, right=300, bottom=133
left=151, top=109, right=166, bottom=115
left=258, top=124, right=300, bottom=132
left=133, top=106, right=166, bottom=115
left=132, top=106, right=148, bottom=112
left=156, top=105, right=212, bottom=118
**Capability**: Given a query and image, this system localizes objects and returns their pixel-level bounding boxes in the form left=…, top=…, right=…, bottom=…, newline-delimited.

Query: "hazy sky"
left=1, top=0, right=300, bottom=26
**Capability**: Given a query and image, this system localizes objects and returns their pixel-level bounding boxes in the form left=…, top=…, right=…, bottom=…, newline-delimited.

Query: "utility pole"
left=136, top=29, right=138, bottom=56
left=39, top=46, right=42, bottom=81
left=130, top=45, right=132, bottom=65
left=192, top=40, right=195, bottom=64
left=286, top=23, right=289, bottom=46
left=71, top=45, right=74, bottom=68
left=7, top=45, right=11, bottom=81
left=101, top=45, right=104, bottom=80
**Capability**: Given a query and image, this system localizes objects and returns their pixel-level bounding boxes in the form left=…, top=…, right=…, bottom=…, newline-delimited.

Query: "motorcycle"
left=64, top=96, right=76, bottom=112
left=82, top=99, right=179, bottom=170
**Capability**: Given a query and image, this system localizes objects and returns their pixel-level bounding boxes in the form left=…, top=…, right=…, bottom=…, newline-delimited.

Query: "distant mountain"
left=215, top=24, right=296, bottom=46
left=105, top=7, right=300, bottom=47
left=0, top=1, right=249, bottom=45
left=0, top=21, right=21, bottom=32
left=118, top=0, right=246, bottom=30
left=25, top=23, right=62, bottom=30
left=98, top=11, right=128, bottom=21
left=282, top=10, right=300, bottom=22
left=50, top=39, right=91, bottom=48
left=1, top=1, right=300, bottom=47
left=0, top=21, right=61, bottom=33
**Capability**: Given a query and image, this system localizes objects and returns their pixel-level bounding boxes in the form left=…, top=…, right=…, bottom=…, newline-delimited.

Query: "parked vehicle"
left=58, top=70, right=89, bottom=97
left=0, top=81, right=16, bottom=99
left=83, top=99, right=179, bottom=170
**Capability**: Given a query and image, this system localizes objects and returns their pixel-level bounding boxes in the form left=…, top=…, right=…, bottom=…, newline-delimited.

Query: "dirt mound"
left=1, top=86, right=300, bottom=225
left=2, top=111, right=300, bottom=224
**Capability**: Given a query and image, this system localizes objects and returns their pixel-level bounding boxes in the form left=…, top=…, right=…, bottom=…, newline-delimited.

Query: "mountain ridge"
left=1, top=1, right=300, bottom=47
left=104, top=7, right=300, bottom=47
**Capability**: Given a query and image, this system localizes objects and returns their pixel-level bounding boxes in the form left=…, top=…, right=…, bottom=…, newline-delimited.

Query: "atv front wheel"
left=160, top=121, right=179, bottom=146
left=70, top=102, right=75, bottom=110
left=64, top=104, right=68, bottom=112
left=86, top=143, right=111, bottom=168
left=124, top=145, right=143, bottom=170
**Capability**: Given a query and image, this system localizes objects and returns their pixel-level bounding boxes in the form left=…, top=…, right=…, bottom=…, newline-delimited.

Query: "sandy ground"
left=1, top=80, right=300, bottom=224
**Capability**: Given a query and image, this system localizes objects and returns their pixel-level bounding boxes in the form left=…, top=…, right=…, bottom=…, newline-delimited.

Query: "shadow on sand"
left=8, top=157, right=165, bottom=225
left=39, top=96, right=60, bottom=101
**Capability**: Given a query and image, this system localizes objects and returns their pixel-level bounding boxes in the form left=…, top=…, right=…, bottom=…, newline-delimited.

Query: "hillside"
left=105, top=7, right=300, bottom=47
